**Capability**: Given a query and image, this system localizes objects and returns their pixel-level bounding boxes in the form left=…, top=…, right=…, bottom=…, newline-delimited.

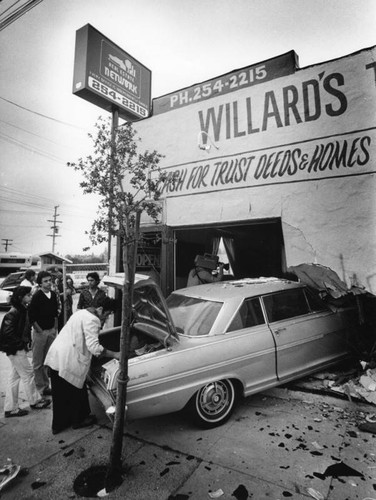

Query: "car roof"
left=102, top=273, right=153, bottom=288
left=172, top=278, right=304, bottom=301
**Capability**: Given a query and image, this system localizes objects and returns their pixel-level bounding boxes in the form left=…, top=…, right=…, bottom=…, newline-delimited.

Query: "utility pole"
left=47, top=206, right=62, bottom=253
left=1, top=239, right=13, bottom=252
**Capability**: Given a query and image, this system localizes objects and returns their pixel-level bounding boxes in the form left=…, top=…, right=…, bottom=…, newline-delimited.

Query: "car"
left=88, top=274, right=356, bottom=429
left=0, top=271, right=25, bottom=308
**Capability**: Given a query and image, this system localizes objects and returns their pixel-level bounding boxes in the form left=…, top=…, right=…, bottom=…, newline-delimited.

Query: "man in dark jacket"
left=0, top=286, right=50, bottom=417
left=28, top=271, right=61, bottom=396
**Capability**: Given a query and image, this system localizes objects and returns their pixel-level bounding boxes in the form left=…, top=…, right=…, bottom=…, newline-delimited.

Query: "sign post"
left=72, top=24, right=152, bottom=491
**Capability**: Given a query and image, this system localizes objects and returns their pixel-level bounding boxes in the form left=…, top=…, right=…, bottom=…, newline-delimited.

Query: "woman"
left=77, top=272, right=106, bottom=309
left=0, top=286, right=51, bottom=417
left=45, top=297, right=119, bottom=434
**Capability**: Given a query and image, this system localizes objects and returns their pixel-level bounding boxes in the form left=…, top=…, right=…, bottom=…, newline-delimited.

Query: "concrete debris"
left=306, top=487, right=324, bottom=500
left=330, top=367, right=376, bottom=405
left=208, top=488, right=224, bottom=498
left=0, top=461, right=21, bottom=492
left=288, top=263, right=365, bottom=299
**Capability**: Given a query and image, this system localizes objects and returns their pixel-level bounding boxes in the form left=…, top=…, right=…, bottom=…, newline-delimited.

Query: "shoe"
left=4, top=409, right=29, bottom=418
left=31, top=399, right=51, bottom=410
left=72, top=414, right=97, bottom=429
left=52, top=422, right=70, bottom=435
left=42, top=388, right=52, bottom=396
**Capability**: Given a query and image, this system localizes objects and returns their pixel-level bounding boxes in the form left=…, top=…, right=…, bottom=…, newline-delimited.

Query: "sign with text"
left=72, top=24, right=151, bottom=121
left=153, top=51, right=298, bottom=115
left=159, top=130, right=375, bottom=196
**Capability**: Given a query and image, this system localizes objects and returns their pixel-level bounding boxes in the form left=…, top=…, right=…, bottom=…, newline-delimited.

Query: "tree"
left=68, top=117, right=166, bottom=490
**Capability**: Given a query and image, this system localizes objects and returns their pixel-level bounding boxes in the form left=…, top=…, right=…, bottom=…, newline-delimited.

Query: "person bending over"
left=45, top=297, right=119, bottom=434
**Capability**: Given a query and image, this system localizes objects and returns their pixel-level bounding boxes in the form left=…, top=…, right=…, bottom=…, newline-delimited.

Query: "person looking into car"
left=187, top=258, right=224, bottom=287
left=28, top=271, right=61, bottom=397
left=45, top=297, right=120, bottom=434
left=77, top=272, right=106, bottom=310
left=0, top=286, right=51, bottom=417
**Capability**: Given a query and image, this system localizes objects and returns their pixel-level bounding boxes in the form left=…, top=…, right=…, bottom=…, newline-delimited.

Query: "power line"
left=0, top=96, right=86, bottom=130
left=0, top=119, right=73, bottom=147
left=0, top=196, right=55, bottom=210
left=0, top=130, right=67, bottom=165
left=0, top=0, right=43, bottom=32
left=0, top=185, right=60, bottom=203
left=0, top=187, right=97, bottom=217
left=0, top=223, right=47, bottom=228
left=0, top=0, right=23, bottom=19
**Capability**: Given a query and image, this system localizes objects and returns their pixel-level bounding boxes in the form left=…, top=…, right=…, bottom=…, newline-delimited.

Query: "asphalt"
left=1, top=346, right=376, bottom=500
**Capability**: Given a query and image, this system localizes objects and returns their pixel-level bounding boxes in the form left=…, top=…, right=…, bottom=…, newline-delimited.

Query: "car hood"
left=102, top=273, right=179, bottom=345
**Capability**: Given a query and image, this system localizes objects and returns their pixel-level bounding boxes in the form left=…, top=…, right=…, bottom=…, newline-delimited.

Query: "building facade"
left=111, top=47, right=376, bottom=296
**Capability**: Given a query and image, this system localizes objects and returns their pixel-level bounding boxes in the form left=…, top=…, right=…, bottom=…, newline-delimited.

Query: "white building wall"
left=133, top=47, right=376, bottom=292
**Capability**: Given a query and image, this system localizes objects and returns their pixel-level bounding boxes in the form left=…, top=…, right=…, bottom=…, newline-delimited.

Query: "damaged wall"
left=127, top=47, right=376, bottom=292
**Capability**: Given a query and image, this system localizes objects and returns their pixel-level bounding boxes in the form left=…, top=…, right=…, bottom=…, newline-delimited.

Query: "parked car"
left=88, top=274, right=355, bottom=428
left=0, top=271, right=25, bottom=308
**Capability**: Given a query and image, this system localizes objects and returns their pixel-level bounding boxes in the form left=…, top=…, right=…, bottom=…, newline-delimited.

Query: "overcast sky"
left=0, top=0, right=375, bottom=256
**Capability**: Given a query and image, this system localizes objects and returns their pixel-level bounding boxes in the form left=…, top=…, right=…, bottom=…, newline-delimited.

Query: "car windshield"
left=166, top=293, right=223, bottom=336
left=1, top=273, right=23, bottom=289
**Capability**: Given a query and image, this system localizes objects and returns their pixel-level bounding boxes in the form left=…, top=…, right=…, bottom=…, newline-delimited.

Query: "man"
left=45, top=297, right=119, bottom=434
left=187, top=258, right=224, bottom=287
left=28, top=271, right=61, bottom=396
left=77, top=272, right=106, bottom=309
left=20, top=269, right=38, bottom=294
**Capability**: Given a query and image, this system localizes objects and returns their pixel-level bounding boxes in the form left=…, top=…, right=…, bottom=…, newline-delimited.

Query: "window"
left=167, top=293, right=223, bottom=336
left=227, top=297, right=265, bottom=332
left=263, top=288, right=310, bottom=322
left=305, top=289, right=330, bottom=313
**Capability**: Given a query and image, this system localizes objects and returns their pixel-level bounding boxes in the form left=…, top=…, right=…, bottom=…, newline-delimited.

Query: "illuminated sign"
left=72, top=24, right=151, bottom=121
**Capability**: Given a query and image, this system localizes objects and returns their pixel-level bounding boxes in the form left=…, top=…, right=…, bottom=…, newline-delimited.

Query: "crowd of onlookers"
left=0, top=270, right=119, bottom=434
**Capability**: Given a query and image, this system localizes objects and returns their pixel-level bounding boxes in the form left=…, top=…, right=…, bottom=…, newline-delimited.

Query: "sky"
left=0, top=0, right=375, bottom=257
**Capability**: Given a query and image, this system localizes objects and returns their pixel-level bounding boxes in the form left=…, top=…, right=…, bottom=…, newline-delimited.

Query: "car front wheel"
left=189, top=379, right=236, bottom=428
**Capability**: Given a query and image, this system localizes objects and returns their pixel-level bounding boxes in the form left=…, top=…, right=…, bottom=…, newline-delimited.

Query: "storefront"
left=112, top=47, right=376, bottom=296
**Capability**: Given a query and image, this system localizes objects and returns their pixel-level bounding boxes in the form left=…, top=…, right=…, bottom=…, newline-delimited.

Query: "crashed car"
left=88, top=274, right=354, bottom=428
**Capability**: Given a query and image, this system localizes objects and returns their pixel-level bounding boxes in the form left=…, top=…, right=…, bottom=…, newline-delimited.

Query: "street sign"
left=72, top=24, right=152, bottom=121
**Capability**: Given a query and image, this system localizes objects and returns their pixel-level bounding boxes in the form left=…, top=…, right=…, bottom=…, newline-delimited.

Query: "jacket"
left=45, top=309, right=104, bottom=389
left=0, top=306, right=31, bottom=356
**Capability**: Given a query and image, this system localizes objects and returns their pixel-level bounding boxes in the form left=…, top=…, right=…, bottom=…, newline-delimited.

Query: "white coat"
left=45, top=309, right=104, bottom=389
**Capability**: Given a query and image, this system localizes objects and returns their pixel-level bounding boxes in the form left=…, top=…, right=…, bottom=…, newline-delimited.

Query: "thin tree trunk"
left=106, top=211, right=140, bottom=490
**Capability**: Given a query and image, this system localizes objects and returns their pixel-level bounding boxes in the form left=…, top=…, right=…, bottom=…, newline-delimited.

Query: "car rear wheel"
left=189, top=379, right=236, bottom=428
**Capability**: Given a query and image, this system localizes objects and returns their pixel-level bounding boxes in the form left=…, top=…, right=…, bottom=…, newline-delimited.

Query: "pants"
left=4, top=350, right=41, bottom=412
left=32, top=328, right=56, bottom=393
left=50, top=369, right=91, bottom=432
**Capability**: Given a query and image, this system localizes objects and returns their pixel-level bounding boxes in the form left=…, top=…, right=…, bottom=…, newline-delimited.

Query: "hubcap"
left=199, top=381, right=230, bottom=417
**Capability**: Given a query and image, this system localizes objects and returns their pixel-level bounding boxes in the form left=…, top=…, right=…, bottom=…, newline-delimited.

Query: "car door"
left=224, top=296, right=278, bottom=395
left=262, top=287, right=347, bottom=383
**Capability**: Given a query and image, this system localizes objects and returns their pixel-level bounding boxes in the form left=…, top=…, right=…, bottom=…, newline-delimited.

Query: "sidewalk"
left=1, top=346, right=376, bottom=500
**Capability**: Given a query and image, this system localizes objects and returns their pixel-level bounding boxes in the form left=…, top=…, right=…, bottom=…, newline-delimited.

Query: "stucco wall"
left=132, top=47, right=376, bottom=292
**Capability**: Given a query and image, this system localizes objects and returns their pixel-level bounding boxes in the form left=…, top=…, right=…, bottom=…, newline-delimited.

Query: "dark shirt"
left=29, top=289, right=59, bottom=330
left=0, top=306, right=31, bottom=355
left=77, top=288, right=107, bottom=309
